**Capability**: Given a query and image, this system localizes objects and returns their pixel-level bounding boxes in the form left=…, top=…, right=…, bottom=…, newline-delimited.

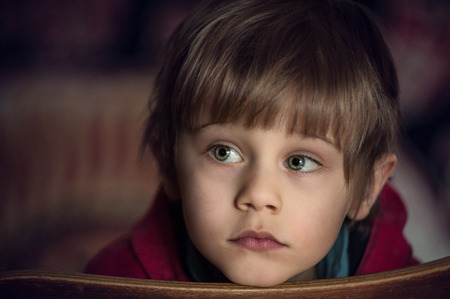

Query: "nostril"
left=236, top=197, right=280, bottom=212
left=266, top=204, right=277, bottom=211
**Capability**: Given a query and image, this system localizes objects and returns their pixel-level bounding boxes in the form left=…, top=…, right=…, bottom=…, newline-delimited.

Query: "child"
left=85, top=0, right=419, bottom=287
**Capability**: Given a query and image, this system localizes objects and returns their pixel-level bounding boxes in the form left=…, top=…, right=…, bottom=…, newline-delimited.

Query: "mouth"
left=228, top=231, right=288, bottom=251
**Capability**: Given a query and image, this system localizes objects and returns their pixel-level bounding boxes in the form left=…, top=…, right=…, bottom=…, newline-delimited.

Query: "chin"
left=225, top=271, right=289, bottom=287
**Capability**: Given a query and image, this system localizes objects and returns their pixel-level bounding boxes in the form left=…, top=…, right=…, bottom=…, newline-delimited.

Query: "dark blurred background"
left=0, top=0, right=449, bottom=273
left=0, top=0, right=201, bottom=70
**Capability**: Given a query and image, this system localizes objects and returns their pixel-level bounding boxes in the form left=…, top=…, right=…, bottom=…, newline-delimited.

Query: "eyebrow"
left=192, top=121, right=221, bottom=133
left=298, top=133, right=336, bottom=147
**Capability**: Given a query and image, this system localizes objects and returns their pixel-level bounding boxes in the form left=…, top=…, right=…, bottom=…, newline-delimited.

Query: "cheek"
left=287, top=182, right=350, bottom=253
left=179, top=168, right=232, bottom=238
left=285, top=210, right=344, bottom=265
left=308, top=174, right=351, bottom=218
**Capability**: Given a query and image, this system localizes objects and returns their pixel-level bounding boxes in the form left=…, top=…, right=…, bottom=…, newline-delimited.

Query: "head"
left=142, top=0, right=400, bottom=286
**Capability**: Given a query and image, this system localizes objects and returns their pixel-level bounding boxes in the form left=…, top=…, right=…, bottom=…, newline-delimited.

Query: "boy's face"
left=175, top=123, right=353, bottom=287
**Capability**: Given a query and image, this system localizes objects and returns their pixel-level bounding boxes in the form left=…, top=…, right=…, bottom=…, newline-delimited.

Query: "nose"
left=235, top=164, right=282, bottom=214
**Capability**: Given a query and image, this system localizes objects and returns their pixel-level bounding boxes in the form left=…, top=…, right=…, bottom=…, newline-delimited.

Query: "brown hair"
left=142, top=0, right=400, bottom=216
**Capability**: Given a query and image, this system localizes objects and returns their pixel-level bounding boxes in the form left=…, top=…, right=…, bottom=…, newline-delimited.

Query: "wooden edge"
left=0, top=256, right=449, bottom=298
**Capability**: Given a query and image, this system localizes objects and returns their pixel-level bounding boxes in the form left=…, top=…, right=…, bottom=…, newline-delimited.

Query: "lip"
left=229, top=231, right=287, bottom=251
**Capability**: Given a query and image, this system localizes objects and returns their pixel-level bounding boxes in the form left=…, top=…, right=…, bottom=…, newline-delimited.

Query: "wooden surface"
left=1, top=256, right=449, bottom=298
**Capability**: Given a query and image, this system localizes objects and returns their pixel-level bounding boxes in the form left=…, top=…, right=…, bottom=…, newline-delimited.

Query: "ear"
left=348, top=153, right=398, bottom=221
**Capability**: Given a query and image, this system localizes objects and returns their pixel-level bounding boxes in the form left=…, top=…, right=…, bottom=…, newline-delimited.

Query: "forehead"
left=182, top=84, right=346, bottom=152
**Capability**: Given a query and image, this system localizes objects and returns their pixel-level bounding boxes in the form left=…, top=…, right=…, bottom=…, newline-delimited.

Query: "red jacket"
left=85, top=184, right=419, bottom=281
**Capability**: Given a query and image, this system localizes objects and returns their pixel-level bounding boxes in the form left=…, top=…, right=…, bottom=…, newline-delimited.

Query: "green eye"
left=286, top=155, right=320, bottom=172
left=214, top=146, right=230, bottom=161
left=210, top=145, right=243, bottom=163
left=287, top=156, right=305, bottom=170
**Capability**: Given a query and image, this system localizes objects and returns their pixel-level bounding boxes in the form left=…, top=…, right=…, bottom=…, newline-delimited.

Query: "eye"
left=210, top=145, right=242, bottom=163
left=286, top=155, right=320, bottom=172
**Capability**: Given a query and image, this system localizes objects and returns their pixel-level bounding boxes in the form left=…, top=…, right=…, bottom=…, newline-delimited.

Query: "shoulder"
left=85, top=189, right=190, bottom=281
left=84, top=236, right=148, bottom=278
left=130, top=191, right=190, bottom=281
left=355, top=184, right=420, bottom=275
